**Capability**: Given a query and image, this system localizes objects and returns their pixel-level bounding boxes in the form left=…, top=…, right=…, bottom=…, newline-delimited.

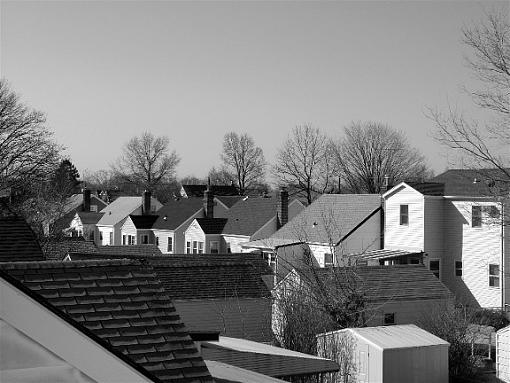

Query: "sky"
left=0, top=0, right=506, bottom=180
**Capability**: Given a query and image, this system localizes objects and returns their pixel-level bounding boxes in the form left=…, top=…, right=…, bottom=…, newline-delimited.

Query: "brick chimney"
left=83, top=188, right=91, bottom=211
left=204, top=179, right=214, bottom=218
left=277, top=186, right=289, bottom=229
left=142, top=190, right=151, bottom=215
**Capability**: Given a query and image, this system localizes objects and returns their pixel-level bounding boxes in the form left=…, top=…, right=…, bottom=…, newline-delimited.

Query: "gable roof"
left=95, top=244, right=162, bottom=257
left=221, top=197, right=278, bottom=237
left=215, top=195, right=243, bottom=209
left=270, top=194, right=382, bottom=244
left=0, top=259, right=213, bottom=382
left=42, top=237, right=98, bottom=261
left=152, top=198, right=204, bottom=230
left=129, top=215, right=159, bottom=229
left=431, top=168, right=510, bottom=197
left=195, top=218, right=228, bottom=235
left=182, top=185, right=239, bottom=197
left=0, top=213, right=44, bottom=262
left=63, top=193, right=107, bottom=215
left=76, top=211, right=104, bottom=225
left=296, top=264, right=453, bottom=302
left=97, top=196, right=160, bottom=226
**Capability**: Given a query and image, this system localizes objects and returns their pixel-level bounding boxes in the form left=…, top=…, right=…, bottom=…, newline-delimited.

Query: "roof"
left=406, top=182, right=445, bottom=196
left=97, top=196, right=159, bottom=226
left=320, top=324, right=449, bottom=350
left=202, top=336, right=339, bottom=378
left=0, top=259, right=213, bottom=382
left=241, top=238, right=302, bottom=251
left=352, top=249, right=423, bottom=262
left=63, top=193, right=107, bottom=215
left=215, top=195, right=243, bottom=209
left=271, top=194, right=382, bottom=244
left=195, top=218, right=228, bottom=234
left=76, top=211, right=104, bottom=225
left=0, top=213, right=44, bottom=262
left=94, top=244, right=162, bottom=257
left=205, top=360, right=287, bottom=383
left=129, top=215, right=159, bottom=229
left=431, top=168, right=510, bottom=197
left=152, top=198, right=204, bottom=230
left=297, top=264, right=454, bottom=302
left=42, top=237, right=98, bottom=261
left=221, top=197, right=278, bottom=237
left=182, top=185, right=239, bottom=197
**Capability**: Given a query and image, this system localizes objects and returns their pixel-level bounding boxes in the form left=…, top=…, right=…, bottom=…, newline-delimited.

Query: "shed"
left=317, top=324, right=449, bottom=383
left=497, top=325, right=510, bottom=383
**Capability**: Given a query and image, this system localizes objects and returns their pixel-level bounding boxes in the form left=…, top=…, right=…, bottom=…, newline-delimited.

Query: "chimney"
left=204, top=179, right=214, bottom=218
left=277, top=186, right=289, bottom=229
left=380, top=175, right=389, bottom=194
left=143, top=190, right=151, bottom=215
left=83, top=188, right=91, bottom=211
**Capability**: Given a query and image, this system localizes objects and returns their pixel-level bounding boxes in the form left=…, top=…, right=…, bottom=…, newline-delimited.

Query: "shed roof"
left=0, top=213, right=44, bottom=262
left=271, top=194, right=381, bottom=244
left=152, top=198, right=204, bottom=231
left=332, top=324, right=449, bottom=350
left=0, top=259, right=213, bottom=382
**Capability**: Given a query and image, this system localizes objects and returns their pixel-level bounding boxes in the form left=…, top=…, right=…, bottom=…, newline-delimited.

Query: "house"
left=0, top=259, right=214, bottom=382
left=272, top=265, right=454, bottom=339
left=0, top=210, right=44, bottom=262
left=243, top=194, right=383, bottom=279
left=317, top=324, right=449, bottom=383
left=120, top=214, right=159, bottom=245
left=497, top=325, right=510, bottom=383
left=184, top=187, right=305, bottom=255
left=67, top=211, right=103, bottom=241
left=180, top=184, right=239, bottom=198
left=96, top=191, right=162, bottom=246
left=151, top=194, right=237, bottom=254
left=383, top=175, right=509, bottom=311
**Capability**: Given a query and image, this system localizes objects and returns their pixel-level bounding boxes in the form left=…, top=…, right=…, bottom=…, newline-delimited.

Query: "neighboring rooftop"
left=195, top=218, right=228, bottom=235
left=0, top=259, right=213, bottom=382
left=181, top=184, right=239, bottom=198
left=75, top=211, right=104, bottom=225
left=129, top=215, right=159, bottom=229
left=406, top=182, right=445, bottom=196
left=431, top=168, right=510, bottom=197
left=215, top=195, right=243, bottom=209
left=0, top=213, right=44, bottom=262
left=271, top=194, right=382, bottom=244
left=152, top=198, right=204, bottom=231
left=94, top=244, right=162, bottom=257
left=42, top=237, right=98, bottom=261
left=63, top=193, right=107, bottom=216
left=97, top=196, right=159, bottom=226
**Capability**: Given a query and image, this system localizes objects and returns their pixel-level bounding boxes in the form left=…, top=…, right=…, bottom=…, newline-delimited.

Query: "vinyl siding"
left=120, top=217, right=137, bottom=241
left=497, top=326, right=510, bottom=382
left=184, top=221, right=206, bottom=253
left=384, top=186, right=425, bottom=252
left=309, top=244, right=335, bottom=267
left=153, top=230, right=175, bottom=254
left=97, top=226, right=114, bottom=246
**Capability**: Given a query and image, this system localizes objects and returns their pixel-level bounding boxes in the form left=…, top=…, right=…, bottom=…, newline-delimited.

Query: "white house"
left=497, top=325, right=510, bottom=383
left=120, top=215, right=158, bottom=245
left=383, top=179, right=509, bottom=310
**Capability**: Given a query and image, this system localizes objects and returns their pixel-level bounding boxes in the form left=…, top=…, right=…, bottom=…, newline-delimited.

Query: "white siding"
left=184, top=220, right=205, bottom=253
left=497, top=326, right=510, bottom=383
left=69, top=214, right=83, bottom=236
left=223, top=235, right=250, bottom=253
left=309, top=244, right=334, bottom=267
left=153, top=230, right=175, bottom=254
left=384, top=185, right=425, bottom=252
left=97, top=226, right=114, bottom=246
left=120, top=217, right=138, bottom=244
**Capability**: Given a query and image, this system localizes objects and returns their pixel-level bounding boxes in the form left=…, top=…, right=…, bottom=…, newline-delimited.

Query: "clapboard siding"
left=120, top=217, right=137, bottom=241
left=97, top=226, right=114, bottom=246
left=185, top=221, right=206, bottom=245
left=173, top=298, right=272, bottom=342
left=384, top=186, right=424, bottom=252
left=497, top=326, right=510, bottom=382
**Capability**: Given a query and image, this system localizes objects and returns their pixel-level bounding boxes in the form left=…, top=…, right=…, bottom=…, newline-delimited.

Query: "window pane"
left=400, top=205, right=409, bottom=225
left=455, top=261, right=462, bottom=276
left=384, top=313, right=395, bottom=325
left=489, top=264, right=499, bottom=275
left=472, top=206, right=482, bottom=227
left=324, top=253, right=333, bottom=266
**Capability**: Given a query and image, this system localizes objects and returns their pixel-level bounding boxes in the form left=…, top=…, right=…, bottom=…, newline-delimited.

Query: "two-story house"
left=383, top=170, right=509, bottom=311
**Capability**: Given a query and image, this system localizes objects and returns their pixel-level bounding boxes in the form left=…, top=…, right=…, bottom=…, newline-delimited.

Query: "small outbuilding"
left=317, top=324, right=449, bottom=383
left=497, top=325, right=510, bottom=383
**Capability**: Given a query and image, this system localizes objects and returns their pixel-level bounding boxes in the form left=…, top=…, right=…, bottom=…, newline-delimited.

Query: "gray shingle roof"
left=196, top=218, right=228, bottom=234
left=221, top=197, right=277, bottom=237
left=271, top=194, right=382, bottom=244
left=431, top=168, right=510, bottom=197
left=42, top=238, right=98, bottom=261
left=76, top=211, right=104, bottom=225
left=0, top=259, right=213, bottom=382
left=98, top=197, right=159, bottom=226
left=95, top=245, right=162, bottom=257
left=129, top=215, right=159, bottom=229
left=152, top=199, right=204, bottom=230
left=0, top=213, right=44, bottom=262
left=182, top=185, right=239, bottom=197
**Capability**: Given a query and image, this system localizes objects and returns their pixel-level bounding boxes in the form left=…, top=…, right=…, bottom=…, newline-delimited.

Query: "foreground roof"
left=152, top=198, right=204, bottom=231
left=431, top=168, right=510, bottom=197
left=0, top=213, right=44, bottom=262
left=271, top=194, right=381, bottom=244
left=94, top=245, right=162, bottom=257
left=0, top=259, right=213, bottom=382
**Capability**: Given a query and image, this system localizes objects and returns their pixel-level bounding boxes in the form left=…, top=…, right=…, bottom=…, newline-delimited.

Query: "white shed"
left=317, top=324, right=449, bottom=383
left=497, top=325, right=510, bottom=383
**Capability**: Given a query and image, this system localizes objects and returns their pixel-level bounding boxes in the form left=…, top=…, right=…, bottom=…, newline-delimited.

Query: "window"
left=167, top=237, right=173, bottom=253
left=472, top=205, right=482, bottom=227
left=186, top=241, right=191, bottom=254
left=192, top=241, right=198, bottom=254
left=90, top=205, right=98, bottom=212
left=127, top=235, right=135, bottom=245
left=210, top=241, right=219, bottom=254
left=384, top=313, right=395, bottom=325
left=429, top=259, right=440, bottom=279
left=198, top=242, right=204, bottom=254
left=455, top=261, right=462, bottom=277
left=489, top=264, right=500, bottom=287
left=263, top=252, right=277, bottom=273
left=400, top=205, right=409, bottom=225
left=324, top=253, right=334, bottom=267
left=156, top=236, right=159, bottom=246
left=122, top=235, right=126, bottom=245
left=99, top=231, right=103, bottom=241
left=141, top=235, right=149, bottom=245
left=227, top=243, right=231, bottom=253
left=109, top=232, right=113, bottom=245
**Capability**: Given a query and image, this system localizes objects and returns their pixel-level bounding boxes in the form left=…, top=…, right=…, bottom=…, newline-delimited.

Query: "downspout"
left=502, top=201, right=505, bottom=312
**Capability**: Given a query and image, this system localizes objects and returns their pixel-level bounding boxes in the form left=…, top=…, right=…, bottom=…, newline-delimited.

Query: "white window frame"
left=455, top=260, right=462, bottom=277
left=489, top=264, right=500, bottom=288
left=155, top=236, right=159, bottom=246
left=167, top=237, right=173, bottom=253
left=141, top=234, right=149, bottom=245
left=198, top=242, right=204, bottom=254
left=400, top=204, right=409, bottom=226
left=109, top=232, right=113, bottom=245
left=122, top=235, right=126, bottom=245
left=186, top=241, right=191, bottom=254
left=90, top=205, right=98, bottom=212
left=192, top=241, right=198, bottom=254
left=324, top=253, right=334, bottom=267
left=472, top=205, right=482, bottom=228
left=210, top=241, right=219, bottom=254
left=429, top=258, right=441, bottom=279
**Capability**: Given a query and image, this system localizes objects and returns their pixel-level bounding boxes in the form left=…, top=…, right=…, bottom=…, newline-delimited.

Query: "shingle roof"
left=298, top=265, right=453, bottom=302
left=97, top=196, right=159, bottom=226
left=431, top=168, right=510, bottom=197
left=152, top=199, right=204, bottom=230
left=95, top=245, right=163, bottom=257
left=271, top=194, right=382, bottom=244
left=221, top=197, right=277, bottom=237
left=0, top=214, right=44, bottom=262
left=182, top=185, right=239, bottom=197
left=195, top=218, right=228, bottom=234
left=215, top=196, right=243, bottom=209
left=0, top=259, right=213, bottom=383
left=63, top=193, right=107, bottom=215
left=76, top=211, right=104, bottom=225
left=42, top=238, right=98, bottom=261
left=130, top=215, right=159, bottom=229
left=406, top=182, right=445, bottom=196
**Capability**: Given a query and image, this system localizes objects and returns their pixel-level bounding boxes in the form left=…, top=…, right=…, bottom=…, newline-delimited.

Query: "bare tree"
left=112, top=131, right=180, bottom=194
left=221, top=132, right=266, bottom=195
left=0, top=79, right=61, bottom=195
left=428, top=8, right=509, bottom=181
left=274, top=125, right=333, bottom=204
left=333, top=122, right=431, bottom=193
left=208, top=166, right=235, bottom=186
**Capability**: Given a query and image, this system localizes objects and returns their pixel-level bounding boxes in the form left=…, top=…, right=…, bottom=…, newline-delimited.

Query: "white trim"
left=0, top=278, right=151, bottom=382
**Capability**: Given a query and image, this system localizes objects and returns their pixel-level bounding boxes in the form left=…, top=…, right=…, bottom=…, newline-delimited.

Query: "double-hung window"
left=198, top=242, right=204, bottom=254
left=489, top=264, right=500, bottom=287
left=429, top=259, right=440, bottom=279
left=384, top=313, right=395, bottom=325
left=472, top=206, right=482, bottom=227
left=167, top=237, right=173, bottom=253
left=400, top=205, right=409, bottom=225
left=210, top=241, right=219, bottom=254
left=324, top=253, right=334, bottom=267
left=186, top=241, right=191, bottom=254
left=455, top=261, right=462, bottom=277
left=192, top=241, right=198, bottom=254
